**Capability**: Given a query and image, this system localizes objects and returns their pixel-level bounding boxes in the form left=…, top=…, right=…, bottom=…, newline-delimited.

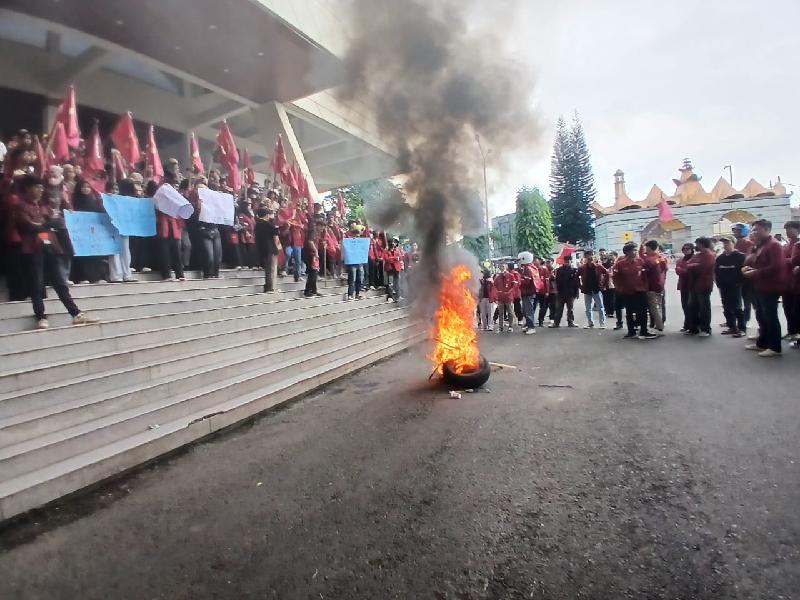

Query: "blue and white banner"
left=342, top=237, right=370, bottom=265
left=64, top=210, right=122, bottom=256
left=101, top=194, right=157, bottom=237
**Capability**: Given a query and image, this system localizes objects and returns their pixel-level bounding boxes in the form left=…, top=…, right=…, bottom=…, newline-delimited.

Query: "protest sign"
left=198, top=187, right=235, bottom=226
left=153, top=184, right=194, bottom=219
left=342, top=237, right=370, bottom=265
left=64, top=210, right=122, bottom=256
left=101, top=194, right=157, bottom=236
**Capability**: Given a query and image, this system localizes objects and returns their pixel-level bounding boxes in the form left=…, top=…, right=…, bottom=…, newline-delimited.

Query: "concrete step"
left=0, top=298, right=400, bottom=413
left=0, top=290, right=383, bottom=370
left=0, top=324, right=424, bottom=521
left=0, top=277, right=351, bottom=331
left=0, top=317, right=413, bottom=480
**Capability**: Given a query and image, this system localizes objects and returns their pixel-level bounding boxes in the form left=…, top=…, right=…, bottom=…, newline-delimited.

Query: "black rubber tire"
left=442, top=356, right=491, bottom=389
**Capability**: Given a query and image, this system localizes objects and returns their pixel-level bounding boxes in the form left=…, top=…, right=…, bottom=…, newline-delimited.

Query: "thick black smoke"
left=338, top=0, right=540, bottom=306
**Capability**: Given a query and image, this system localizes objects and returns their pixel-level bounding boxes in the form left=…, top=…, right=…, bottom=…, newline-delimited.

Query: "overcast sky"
left=487, top=0, right=800, bottom=217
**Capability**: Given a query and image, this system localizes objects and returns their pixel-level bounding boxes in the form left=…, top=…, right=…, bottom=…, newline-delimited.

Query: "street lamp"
left=475, top=133, right=491, bottom=259
left=723, top=165, right=733, bottom=187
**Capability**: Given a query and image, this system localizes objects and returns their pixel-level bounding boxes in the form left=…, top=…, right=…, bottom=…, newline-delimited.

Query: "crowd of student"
left=477, top=219, right=800, bottom=357
left=0, top=129, right=421, bottom=330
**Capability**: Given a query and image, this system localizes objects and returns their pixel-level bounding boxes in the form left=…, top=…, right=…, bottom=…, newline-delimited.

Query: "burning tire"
left=442, top=356, right=491, bottom=389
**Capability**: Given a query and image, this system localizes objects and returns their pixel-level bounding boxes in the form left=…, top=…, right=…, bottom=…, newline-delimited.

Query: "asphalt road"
left=1, top=284, right=798, bottom=599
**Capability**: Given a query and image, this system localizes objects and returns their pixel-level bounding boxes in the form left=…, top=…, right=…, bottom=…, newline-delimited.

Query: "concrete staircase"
left=0, top=269, right=424, bottom=520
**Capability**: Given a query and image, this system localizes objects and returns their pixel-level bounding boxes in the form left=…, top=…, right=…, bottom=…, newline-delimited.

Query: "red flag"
left=243, top=148, right=256, bottom=186
left=51, top=85, right=81, bottom=149
left=111, top=149, right=127, bottom=181
left=216, top=121, right=240, bottom=191
left=658, top=196, right=675, bottom=222
left=555, top=244, right=577, bottom=266
left=111, top=112, right=141, bottom=166
left=270, top=134, right=289, bottom=179
left=145, top=125, right=164, bottom=184
left=189, top=132, right=205, bottom=175
left=85, top=120, right=104, bottom=173
left=49, top=121, right=70, bottom=165
left=283, top=162, right=299, bottom=193
left=34, top=135, right=47, bottom=176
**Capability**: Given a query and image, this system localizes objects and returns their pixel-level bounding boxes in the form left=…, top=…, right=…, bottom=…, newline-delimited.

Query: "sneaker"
left=141, top=267, right=152, bottom=273
left=747, top=334, right=759, bottom=340
left=745, top=344, right=764, bottom=351
left=567, top=323, right=578, bottom=328
left=355, top=295, right=363, bottom=300
left=66, top=280, right=74, bottom=286
left=347, top=295, right=354, bottom=301
left=697, top=332, right=711, bottom=338
left=547, top=324, right=560, bottom=328
left=721, top=329, right=735, bottom=335
left=781, top=333, right=794, bottom=341
left=517, top=321, right=525, bottom=327
left=123, top=277, right=138, bottom=282
left=683, top=330, right=697, bottom=336
left=679, top=328, right=688, bottom=333
left=386, top=297, right=395, bottom=303
left=623, top=333, right=637, bottom=339
left=538, top=322, right=544, bottom=328
left=613, top=324, right=623, bottom=331
left=599, top=324, right=607, bottom=329
left=524, top=328, right=536, bottom=335
left=72, top=312, right=99, bottom=326
left=718, top=322, right=728, bottom=329
left=36, top=318, right=49, bottom=330
left=758, top=349, right=781, bottom=358
left=732, top=331, right=745, bottom=338
left=583, top=324, right=594, bottom=329
left=507, top=327, right=514, bottom=333
left=638, top=333, right=659, bottom=340
left=178, top=277, right=186, bottom=281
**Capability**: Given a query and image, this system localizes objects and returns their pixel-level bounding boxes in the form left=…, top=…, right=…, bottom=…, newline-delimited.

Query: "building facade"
left=594, top=160, right=792, bottom=252
left=0, top=1, right=398, bottom=193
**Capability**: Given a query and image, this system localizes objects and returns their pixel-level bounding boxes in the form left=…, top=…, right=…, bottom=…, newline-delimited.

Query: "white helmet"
left=517, top=251, right=534, bottom=265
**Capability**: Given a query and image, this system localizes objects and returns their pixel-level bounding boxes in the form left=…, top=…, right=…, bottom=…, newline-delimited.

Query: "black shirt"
left=584, top=265, right=600, bottom=293
left=255, top=219, right=279, bottom=256
left=715, top=251, right=745, bottom=288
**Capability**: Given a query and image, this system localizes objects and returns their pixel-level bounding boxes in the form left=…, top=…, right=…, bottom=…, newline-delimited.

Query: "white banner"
left=198, top=187, right=235, bottom=226
left=153, top=184, right=194, bottom=220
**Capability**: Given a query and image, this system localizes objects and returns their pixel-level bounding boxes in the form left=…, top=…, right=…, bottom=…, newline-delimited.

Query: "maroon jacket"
left=519, top=264, right=542, bottom=296
left=577, top=262, right=608, bottom=293
left=612, top=257, right=646, bottom=294
left=493, top=271, right=517, bottom=304
left=685, top=249, right=716, bottom=293
left=790, top=242, right=800, bottom=294
left=735, top=237, right=755, bottom=255
left=675, top=255, right=692, bottom=290
left=642, top=252, right=668, bottom=293
left=749, top=236, right=785, bottom=294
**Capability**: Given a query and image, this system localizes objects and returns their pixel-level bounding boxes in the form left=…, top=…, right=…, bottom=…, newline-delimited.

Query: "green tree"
left=515, top=186, right=555, bottom=258
left=340, top=179, right=401, bottom=224
left=549, top=112, right=596, bottom=244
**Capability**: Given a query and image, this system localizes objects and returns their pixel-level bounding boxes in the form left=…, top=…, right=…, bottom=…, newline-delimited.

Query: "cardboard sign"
left=198, top=187, right=235, bottom=226
left=342, top=237, right=370, bottom=265
left=64, top=210, right=122, bottom=256
left=101, top=194, right=157, bottom=237
left=154, top=184, right=194, bottom=219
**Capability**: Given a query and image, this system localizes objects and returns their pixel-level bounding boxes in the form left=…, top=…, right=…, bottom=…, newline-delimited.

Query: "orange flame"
left=430, top=264, right=480, bottom=374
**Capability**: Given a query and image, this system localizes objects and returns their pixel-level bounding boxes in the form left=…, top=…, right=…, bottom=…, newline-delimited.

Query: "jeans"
left=755, top=292, right=781, bottom=352
left=584, top=292, right=605, bottom=326
left=719, top=284, right=745, bottom=332
left=522, top=294, right=539, bottom=329
left=478, top=298, right=494, bottom=329
left=159, top=237, right=184, bottom=280
left=285, top=245, right=303, bottom=279
left=347, top=264, right=362, bottom=297
left=645, top=290, right=664, bottom=330
left=24, top=252, right=81, bottom=320
left=621, top=292, right=648, bottom=335
left=263, top=253, right=277, bottom=292
left=552, top=295, right=575, bottom=325
left=108, top=236, right=132, bottom=282
left=201, top=229, right=222, bottom=278
left=688, top=290, right=712, bottom=334
left=180, top=228, right=192, bottom=268
left=386, top=270, right=400, bottom=301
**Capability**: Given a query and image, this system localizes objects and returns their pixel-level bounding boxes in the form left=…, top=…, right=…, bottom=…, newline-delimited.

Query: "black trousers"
left=755, top=292, right=781, bottom=352
left=719, top=284, right=745, bottom=332
left=25, top=252, right=81, bottom=320
left=621, top=292, right=648, bottom=335
left=304, top=268, right=318, bottom=296
left=513, top=298, right=524, bottom=322
left=552, top=295, right=575, bottom=325
left=602, top=288, right=615, bottom=317
left=159, top=237, right=184, bottom=280
left=130, top=236, right=154, bottom=272
left=536, top=293, right=549, bottom=324
left=782, top=292, right=799, bottom=336
left=262, top=253, right=277, bottom=292
left=687, top=290, right=712, bottom=334
left=680, top=288, right=691, bottom=330
left=742, top=283, right=754, bottom=327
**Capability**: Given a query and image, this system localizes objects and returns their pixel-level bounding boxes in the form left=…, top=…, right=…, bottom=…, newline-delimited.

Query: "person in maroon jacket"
left=641, top=240, right=668, bottom=331
left=732, top=222, right=755, bottom=327
left=742, top=219, right=785, bottom=356
left=684, top=237, right=716, bottom=337
left=674, top=242, right=695, bottom=332
left=518, top=254, right=542, bottom=334
left=383, top=236, right=405, bottom=302
left=790, top=239, right=800, bottom=349
left=577, top=249, right=608, bottom=329
left=612, top=242, right=655, bottom=339
left=781, top=220, right=800, bottom=340
left=493, top=263, right=518, bottom=333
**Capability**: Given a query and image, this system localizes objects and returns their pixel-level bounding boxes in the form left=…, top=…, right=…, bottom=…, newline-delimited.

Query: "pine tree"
left=549, top=113, right=596, bottom=244
left=514, top=186, right=555, bottom=259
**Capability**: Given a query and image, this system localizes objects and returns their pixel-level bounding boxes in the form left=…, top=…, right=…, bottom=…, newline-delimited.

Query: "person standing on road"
left=477, top=269, right=495, bottom=331
left=549, top=254, right=579, bottom=328
left=518, top=252, right=542, bottom=335
left=684, top=237, right=716, bottom=337
left=732, top=223, right=755, bottom=328
left=641, top=240, right=667, bottom=332
left=675, top=243, right=695, bottom=333
left=612, top=242, right=655, bottom=339
left=742, top=219, right=785, bottom=357
left=714, top=236, right=746, bottom=337
left=493, top=263, right=517, bottom=333
left=577, top=249, right=607, bottom=329
left=600, top=250, right=618, bottom=327
left=781, top=221, right=800, bottom=341
left=536, top=258, right=552, bottom=327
